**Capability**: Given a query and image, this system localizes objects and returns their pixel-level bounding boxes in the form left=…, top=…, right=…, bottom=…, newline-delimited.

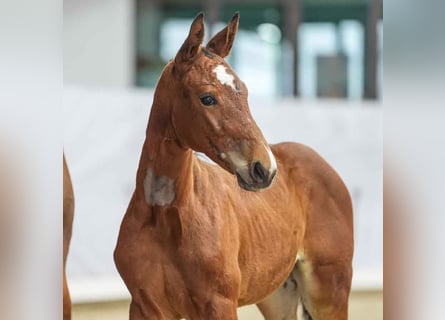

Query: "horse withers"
left=114, top=13, right=353, bottom=320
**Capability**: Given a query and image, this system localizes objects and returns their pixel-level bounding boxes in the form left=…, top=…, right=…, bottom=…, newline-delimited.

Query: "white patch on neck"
left=143, top=168, right=175, bottom=206
left=213, top=65, right=236, bottom=91
left=265, top=144, right=277, bottom=174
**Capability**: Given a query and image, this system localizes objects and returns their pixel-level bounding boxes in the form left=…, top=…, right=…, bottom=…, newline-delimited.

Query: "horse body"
left=115, top=13, right=353, bottom=320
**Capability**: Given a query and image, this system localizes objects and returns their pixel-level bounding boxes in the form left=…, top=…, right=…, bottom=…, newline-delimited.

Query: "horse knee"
left=202, top=297, right=238, bottom=320
left=129, top=300, right=158, bottom=320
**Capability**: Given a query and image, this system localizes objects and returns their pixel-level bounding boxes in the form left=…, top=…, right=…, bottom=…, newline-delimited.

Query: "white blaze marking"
left=143, top=168, right=175, bottom=206
left=213, top=65, right=236, bottom=90
left=265, top=145, right=277, bottom=174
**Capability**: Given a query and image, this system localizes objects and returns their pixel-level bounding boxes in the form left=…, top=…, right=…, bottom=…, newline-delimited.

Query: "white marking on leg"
left=213, top=65, right=236, bottom=90
left=296, top=250, right=306, bottom=263
left=265, top=144, right=277, bottom=174
left=296, top=250, right=309, bottom=271
left=143, top=168, right=175, bottom=206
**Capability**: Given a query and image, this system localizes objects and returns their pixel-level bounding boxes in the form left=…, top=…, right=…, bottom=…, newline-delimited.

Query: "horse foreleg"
left=129, top=300, right=153, bottom=320
left=188, top=296, right=238, bottom=320
left=128, top=293, right=180, bottom=320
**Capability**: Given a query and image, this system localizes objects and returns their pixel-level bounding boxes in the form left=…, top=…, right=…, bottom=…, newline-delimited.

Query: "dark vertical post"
left=283, top=0, right=300, bottom=97
left=135, top=0, right=161, bottom=86
left=364, top=0, right=381, bottom=99
left=204, top=0, right=220, bottom=38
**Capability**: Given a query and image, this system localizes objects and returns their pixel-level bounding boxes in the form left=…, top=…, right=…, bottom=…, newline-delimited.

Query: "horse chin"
left=235, top=172, right=262, bottom=192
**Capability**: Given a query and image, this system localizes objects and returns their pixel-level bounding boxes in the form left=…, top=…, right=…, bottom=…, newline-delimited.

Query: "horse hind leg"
left=256, top=259, right=351, bottom=320
left=256, top=265, right=303, bottom=320
left=294, top=255, right=352, bottom=320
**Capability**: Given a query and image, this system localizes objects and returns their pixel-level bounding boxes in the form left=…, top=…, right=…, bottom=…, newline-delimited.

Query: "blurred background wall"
left=64, top=0, right=382, bottom=99
left=64, top=0, right=135, bottom=87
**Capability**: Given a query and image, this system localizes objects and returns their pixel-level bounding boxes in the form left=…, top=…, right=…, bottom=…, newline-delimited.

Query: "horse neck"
left=135, top=72, right=194, bottom=207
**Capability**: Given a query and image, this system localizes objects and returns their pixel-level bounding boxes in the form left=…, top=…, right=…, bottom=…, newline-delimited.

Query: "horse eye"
left=200, top=95, right=217, bottom=106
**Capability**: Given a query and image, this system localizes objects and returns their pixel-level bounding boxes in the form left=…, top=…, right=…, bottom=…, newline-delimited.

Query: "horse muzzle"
left=235, top=161, right=277, bottom=191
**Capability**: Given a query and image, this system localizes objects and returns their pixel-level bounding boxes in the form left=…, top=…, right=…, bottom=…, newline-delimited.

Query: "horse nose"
left=250, top=161, right=270, bottom=184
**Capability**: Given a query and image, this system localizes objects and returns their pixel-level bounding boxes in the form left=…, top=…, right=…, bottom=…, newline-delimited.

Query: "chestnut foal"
left=114, top=13, right=353, bottom=320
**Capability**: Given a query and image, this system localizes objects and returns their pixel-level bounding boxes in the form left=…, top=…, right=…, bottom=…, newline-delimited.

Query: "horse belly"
left=237, top=230, right=302, bottom=306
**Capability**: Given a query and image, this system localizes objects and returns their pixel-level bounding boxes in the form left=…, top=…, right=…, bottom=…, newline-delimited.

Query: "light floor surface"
left=72, top=289, right=382, bottom=320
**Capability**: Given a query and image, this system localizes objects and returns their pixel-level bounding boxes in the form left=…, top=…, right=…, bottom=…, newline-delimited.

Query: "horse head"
left=164, top=13, right=277, bottom=191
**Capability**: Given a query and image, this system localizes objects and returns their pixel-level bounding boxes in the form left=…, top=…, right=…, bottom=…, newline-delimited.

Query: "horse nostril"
left=251, top=161, right=268, bottom=183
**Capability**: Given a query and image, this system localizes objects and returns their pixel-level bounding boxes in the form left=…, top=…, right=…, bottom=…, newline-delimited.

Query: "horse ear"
left=175, top=13, right=205, bottom=64
left=206, top=12, right=239, bottom=58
